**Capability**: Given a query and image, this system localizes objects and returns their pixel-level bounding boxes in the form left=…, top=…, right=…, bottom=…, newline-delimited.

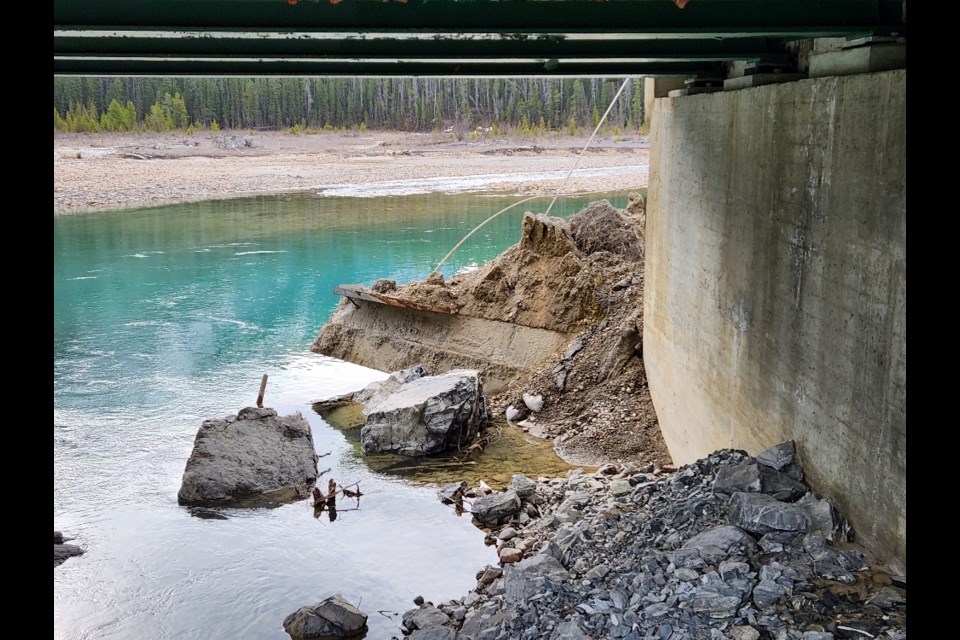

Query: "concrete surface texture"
left=643, top=70, right=905, bottom=571
left=312, top=301, right=571, bottom=395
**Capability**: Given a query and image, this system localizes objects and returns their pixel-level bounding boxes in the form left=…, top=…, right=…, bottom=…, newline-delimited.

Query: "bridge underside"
left=54, top=0, right=905, bottom=77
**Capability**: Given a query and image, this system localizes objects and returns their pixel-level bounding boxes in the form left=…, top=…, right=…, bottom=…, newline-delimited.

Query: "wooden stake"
left=256, top=374, right=268, bottom=408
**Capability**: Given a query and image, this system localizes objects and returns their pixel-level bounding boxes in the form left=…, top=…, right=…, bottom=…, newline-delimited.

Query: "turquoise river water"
left=53, top=191, right=627, bottom=639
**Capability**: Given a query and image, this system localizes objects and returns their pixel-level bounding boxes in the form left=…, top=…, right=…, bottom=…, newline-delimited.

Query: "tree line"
left=53, top=77, right=645, bottom=134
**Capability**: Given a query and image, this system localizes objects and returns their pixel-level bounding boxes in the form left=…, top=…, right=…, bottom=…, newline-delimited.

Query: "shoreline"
left=53, top=129, right=650, bottom=215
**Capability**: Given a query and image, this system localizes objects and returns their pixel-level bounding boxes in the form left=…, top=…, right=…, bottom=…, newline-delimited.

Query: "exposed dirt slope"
left=383, top=198, right=672, bottom=469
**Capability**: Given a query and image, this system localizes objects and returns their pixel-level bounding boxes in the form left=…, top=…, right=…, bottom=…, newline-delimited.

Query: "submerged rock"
left=54, top=531, right=84, bottom=568
left=177, top=406, right=319, bottom=505
left=358, top=367, right=488, bottom=456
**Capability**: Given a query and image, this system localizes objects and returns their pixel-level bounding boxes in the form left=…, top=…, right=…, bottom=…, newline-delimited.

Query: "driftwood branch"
left=312, top=478, right=364, bottom=522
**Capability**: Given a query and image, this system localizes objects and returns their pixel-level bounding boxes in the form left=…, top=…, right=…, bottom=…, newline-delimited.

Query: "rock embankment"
left=401, top=442, right=906, bottom=640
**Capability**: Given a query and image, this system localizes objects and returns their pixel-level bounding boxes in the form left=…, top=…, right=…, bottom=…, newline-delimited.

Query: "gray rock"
left=609, top=478, right=633, bottom=496
left=410, top=627, right=456, bottom=640
left=796, top=493, right=846, bottom=541
left=756, top=441, right=796, bottom=471
left=504, top=554, right=570, bottom=603
left=731, top=626, right=761, bottom=640
left=508, top=474, right=537, bottom=498
left=359, top=369, right=487, bottom=456
left=178, top=407, right=318, bottom=505
left=54, top=531, right=64, bottom=544
left=282, top=594, right=368, bottom=638
left=54, top=544, right=84, bottom=568
left=758, top=466, right=808, bottom=502
left=354, top=365, right=429, bottom=405
left=801, top=633, right=834, bottom=640
left=868, top=586, right=904, bottom=609
left=729, top=492, right=811, bottom=535
left=752, top=579, right=786, bottom=608
left=438, top=481, right=467, bottom=504
left=687, top=586, right=743, bottom=619
left=472, top=489, right=521, bottom=525
left=549, top=619, right=590, bottom=640
left=713, top=463, right=762, bottom=496
left=682, top=525, right=757, bottom=554
left=402, top=604, right=450, bottom=631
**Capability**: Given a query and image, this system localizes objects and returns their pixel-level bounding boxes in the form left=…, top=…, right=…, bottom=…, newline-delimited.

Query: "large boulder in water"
left=282, top=593, right=368, bottom=639
left=357, top=366, right=488, bottom=456
left=177, top=407, right=319, bottom=505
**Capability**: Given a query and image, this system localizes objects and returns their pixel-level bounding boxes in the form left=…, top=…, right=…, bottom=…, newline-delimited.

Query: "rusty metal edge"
left=333, top=285, right=456, bottom=315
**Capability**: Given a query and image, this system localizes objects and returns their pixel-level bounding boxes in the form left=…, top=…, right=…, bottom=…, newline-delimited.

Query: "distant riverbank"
left=53, top=130, right=650, bottom=215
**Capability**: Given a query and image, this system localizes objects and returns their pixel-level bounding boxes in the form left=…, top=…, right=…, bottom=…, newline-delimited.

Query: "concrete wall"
left=643, top=70, right=906, bottom=571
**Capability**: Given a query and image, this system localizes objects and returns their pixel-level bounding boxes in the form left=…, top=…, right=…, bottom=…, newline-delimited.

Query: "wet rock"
left=729, top=492, right=811, bottom=535
left=177, top=407, right=318, bottom=505
left=282, top=594, right=368, bottom=639
left=55, top=530, right=86, bottom=567
left=437, top=481, right=467, bottom=505
left=472, top=490, right=521, bottom=525
left=359, top=368, right=487, bottom=456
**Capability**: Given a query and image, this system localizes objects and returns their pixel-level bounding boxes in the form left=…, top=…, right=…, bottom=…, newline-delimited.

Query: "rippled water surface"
left=53, top=191, right=627, bottom=639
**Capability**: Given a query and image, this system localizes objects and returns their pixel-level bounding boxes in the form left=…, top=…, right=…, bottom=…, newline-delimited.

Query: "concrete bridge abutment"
left=643, top=69, right=906, bottom=572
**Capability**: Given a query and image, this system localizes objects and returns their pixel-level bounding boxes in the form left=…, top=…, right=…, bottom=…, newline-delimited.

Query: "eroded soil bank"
left=313, top=197, right=670, bottom=470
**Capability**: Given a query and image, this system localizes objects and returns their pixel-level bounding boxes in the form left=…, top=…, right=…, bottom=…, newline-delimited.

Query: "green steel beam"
left=53, top=0, right=905, bottom=77
left=54, top=0, right=906, bottom=32
left=53, top=56, right=727, bottom=77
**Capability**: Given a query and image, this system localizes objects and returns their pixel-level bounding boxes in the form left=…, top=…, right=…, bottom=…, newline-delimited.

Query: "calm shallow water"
left=53, top=191, right=626, bottom=640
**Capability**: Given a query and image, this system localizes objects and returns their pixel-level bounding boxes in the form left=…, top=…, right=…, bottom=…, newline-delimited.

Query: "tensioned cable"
left=544, top=77, right=631, bottom=217
left=432, top=77, right=634, bottom=276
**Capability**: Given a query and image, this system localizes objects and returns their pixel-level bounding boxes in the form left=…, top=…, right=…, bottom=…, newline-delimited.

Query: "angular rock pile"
left=408, top=442, right=906, bottom=639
